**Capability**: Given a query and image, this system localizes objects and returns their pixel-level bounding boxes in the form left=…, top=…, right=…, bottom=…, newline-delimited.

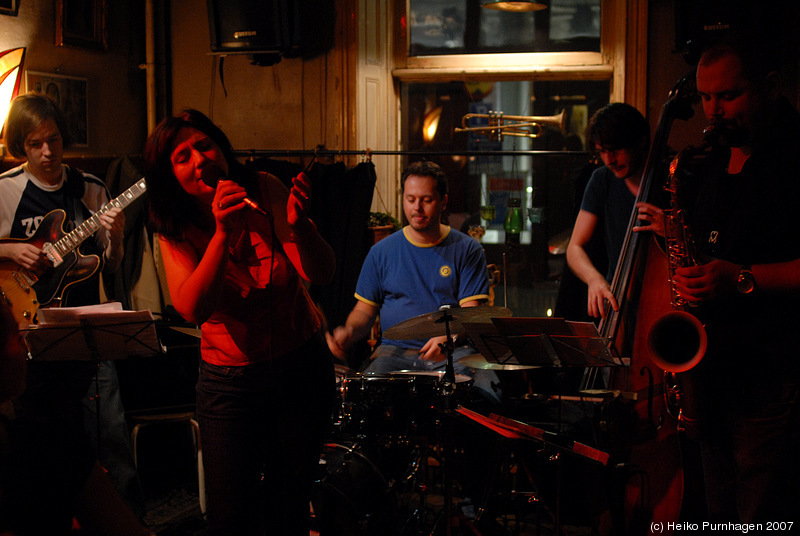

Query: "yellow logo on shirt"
left=440, top=265, right=452, bottom=277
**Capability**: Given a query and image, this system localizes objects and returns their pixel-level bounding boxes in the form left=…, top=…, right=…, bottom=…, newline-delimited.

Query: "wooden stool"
left=130, top=411, right=206, bottom=514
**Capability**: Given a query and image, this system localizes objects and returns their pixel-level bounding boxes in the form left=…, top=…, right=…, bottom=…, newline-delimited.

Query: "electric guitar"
left=0, top=178, right=147, bottom=325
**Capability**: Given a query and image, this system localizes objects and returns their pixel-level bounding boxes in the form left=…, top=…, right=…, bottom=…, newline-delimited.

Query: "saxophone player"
left=675, top=32, right=800, bottom=525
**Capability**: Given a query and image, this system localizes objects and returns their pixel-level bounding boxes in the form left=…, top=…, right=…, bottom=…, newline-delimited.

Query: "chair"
left=129, top=411, right=206, bottom=514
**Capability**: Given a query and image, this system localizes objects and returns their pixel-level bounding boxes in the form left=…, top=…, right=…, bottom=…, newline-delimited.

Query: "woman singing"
left=144, top=109, right=336, bottom=535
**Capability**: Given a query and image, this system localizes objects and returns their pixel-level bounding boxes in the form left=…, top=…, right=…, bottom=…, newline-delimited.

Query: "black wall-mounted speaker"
left=207, top=0, right=334, bottom=60
left=674, top=0, right=795, bottom=64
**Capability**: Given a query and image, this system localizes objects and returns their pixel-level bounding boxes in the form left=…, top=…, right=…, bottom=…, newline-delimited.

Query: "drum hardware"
left=312, top=441, right=396, bottom=535
left=314, top=441, right=454, bottom=536
left=452, top=407, right=610, bottom=535
left=395, top=305, right=484, bottom=535
left=427, top=416, right=485, bottom=536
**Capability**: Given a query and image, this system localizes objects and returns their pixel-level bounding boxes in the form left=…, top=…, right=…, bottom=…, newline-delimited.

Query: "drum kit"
left=312, top=305, right=610, bottom=535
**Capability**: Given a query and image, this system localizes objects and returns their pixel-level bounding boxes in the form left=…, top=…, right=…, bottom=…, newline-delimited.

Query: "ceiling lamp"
left=0, top=47, right=25, bottom=138
left=481, top=1, right=547, bottom=12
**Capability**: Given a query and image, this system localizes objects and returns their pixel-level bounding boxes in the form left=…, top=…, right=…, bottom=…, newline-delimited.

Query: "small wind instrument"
left=454, top=109, right=566, bottom=141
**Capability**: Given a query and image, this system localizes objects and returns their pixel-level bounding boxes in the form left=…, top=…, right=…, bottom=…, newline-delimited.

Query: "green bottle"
left=504, top=197, right=523, bottom=244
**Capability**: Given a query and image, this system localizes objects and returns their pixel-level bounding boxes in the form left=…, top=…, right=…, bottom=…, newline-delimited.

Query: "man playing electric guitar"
left=0, top=94, right=145, bottom=522
left=0, top=98, right=124, bottom=310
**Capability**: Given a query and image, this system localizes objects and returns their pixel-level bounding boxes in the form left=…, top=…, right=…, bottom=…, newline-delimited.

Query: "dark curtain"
left=246, top=159, right=377, bottom=364
left=102, top=155, right=148, bottom=310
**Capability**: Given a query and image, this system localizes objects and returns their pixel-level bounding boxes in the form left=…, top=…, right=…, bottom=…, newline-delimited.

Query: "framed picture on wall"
left=25, top=71, right=89, bottom=147
left=56, top=0, right=107, bottom=50
left=0, top=0, right=20, bottom=16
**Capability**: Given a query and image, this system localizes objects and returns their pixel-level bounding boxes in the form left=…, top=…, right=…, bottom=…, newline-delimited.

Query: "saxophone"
left=647, top=135, right=712, bottom=426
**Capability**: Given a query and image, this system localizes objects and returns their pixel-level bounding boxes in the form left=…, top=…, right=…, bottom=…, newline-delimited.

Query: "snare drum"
left=335, top=371, right=472, bottom=442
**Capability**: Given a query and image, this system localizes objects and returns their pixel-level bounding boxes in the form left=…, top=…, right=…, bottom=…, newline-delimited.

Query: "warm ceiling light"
left=0, top=47, right=25, bottom=138
left=482, top=1, right=547, bottom=12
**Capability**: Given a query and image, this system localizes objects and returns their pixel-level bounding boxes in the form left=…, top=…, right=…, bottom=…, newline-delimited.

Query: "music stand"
left=461, top=321, right=516, bottom=367
left=490, top=317, right=626, bottom=368
left=21, top=304, right=163, bottom=457
left=22, top=306, right=163, bottom=362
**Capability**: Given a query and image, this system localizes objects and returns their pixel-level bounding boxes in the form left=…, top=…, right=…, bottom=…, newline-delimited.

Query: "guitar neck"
left=49, top=178, right=147, bottom=261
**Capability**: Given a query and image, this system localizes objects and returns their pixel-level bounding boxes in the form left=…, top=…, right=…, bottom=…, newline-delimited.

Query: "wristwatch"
left=736, top=264, right=755, bottom=294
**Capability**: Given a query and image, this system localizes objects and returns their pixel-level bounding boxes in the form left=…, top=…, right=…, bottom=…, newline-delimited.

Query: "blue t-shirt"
left=580, top=166, right=636, bottom=281
left=355, top=226, right=490, bottom=349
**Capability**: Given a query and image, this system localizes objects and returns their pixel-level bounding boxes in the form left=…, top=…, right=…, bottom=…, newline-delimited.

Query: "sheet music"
left=36, top=301, right=125, bottom=323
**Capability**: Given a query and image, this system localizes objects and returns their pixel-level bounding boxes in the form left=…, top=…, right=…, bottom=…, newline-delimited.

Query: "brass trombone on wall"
left=455, top=109, right=566, bottom=141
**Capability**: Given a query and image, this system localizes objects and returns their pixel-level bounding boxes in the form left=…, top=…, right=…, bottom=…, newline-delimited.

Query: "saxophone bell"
left=647, top=310, right=707, bottom=373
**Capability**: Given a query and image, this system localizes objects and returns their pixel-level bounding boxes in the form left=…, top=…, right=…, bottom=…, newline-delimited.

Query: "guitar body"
left=30, top=210, right=101, bottom=306
left=0, top=259, right=40, bottom=325
left=0, top=209, right=101, bottom=323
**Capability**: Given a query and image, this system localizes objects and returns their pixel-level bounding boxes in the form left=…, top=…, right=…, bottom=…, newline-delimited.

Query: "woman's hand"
left=211, top=179, right=248, bottom=235
left=286, top=172, right=319, bottom=242
left=287, top=172, right=312, bottom=228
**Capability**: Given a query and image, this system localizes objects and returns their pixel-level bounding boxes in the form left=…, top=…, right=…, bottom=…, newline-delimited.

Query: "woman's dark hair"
left=585, top=102, right=650, bottom=155
left=4, top=93, right=72, bottom=158
left=400, top=160, right=448, bottom=199
left=144, top=109, right=255, bottom=240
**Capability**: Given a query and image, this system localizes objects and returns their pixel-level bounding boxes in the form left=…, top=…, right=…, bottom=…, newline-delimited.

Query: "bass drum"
left=312, top=442, right=396, bottom=536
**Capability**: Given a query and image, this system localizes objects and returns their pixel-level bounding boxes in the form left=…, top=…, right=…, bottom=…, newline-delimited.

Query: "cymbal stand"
left=431, top=306, right=483, bottom=536
left=436, top=305, right=457, bottom=388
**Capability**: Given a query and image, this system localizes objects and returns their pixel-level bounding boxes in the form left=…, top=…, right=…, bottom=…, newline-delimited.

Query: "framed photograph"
left=0, top=0, right=19, bottom=16
left=26, top=71, right=89, bottom=147
left=56, top=0, right=107, bottom=50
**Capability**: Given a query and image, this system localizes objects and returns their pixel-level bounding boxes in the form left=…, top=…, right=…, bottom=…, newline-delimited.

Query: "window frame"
left=393, top=0, right=646, bottom=107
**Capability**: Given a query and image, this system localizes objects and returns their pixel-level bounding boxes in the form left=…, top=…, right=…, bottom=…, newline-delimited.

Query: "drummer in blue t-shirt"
left=326, top=160, right=500, bottom=403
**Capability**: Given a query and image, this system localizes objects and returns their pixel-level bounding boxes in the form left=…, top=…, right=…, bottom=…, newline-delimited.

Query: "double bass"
left=591, top=72, right=701, bottom=534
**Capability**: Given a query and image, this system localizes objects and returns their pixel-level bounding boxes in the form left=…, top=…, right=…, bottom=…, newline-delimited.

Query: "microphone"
left=200, top=165, right=269, bottom=217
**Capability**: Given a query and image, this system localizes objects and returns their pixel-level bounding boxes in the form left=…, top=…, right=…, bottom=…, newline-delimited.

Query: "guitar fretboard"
left=48, top=178, right=147, bottom=263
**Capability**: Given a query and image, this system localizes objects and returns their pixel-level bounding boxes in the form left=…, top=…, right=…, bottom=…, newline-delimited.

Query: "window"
left=392, top=0, right=642, bottom=316
left=408, top=0, right=601, bottom=55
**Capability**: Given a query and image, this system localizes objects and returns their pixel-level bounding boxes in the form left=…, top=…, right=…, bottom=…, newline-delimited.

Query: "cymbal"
left=169, top=326, right=202, bottom=339
left=382, top=305, right=513, bottom=340
left=458, top=353, right=538, bottom=371
left=548, top=228, right=571, bottom=255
